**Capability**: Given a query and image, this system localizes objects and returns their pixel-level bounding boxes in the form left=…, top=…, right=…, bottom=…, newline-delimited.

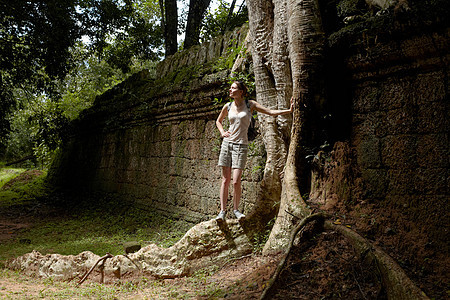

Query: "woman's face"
left=229, top=83, right=243, bottom=99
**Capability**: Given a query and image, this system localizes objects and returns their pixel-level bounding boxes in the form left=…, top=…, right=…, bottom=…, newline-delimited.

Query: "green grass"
left=0, top=167, right=227, bottom=299
left=0, top=167, right=48, bottom=208
left=0, top=268, right=171, bottom=299
left=0, top=167, right=193, bottom=263
left=0, top=205, right=192, bottom=262
left=0, top=168, right=26, bottom=189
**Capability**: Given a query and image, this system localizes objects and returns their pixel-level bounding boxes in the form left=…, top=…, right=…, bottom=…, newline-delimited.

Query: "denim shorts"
left=218, top=140, right=248, bottom=169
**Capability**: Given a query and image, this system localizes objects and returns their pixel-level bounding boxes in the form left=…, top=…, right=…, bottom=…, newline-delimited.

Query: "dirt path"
left=0, top=220, right=31, bottom=243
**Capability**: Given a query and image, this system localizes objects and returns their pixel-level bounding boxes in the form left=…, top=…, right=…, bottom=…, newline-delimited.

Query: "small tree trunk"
left=222, top=0, right=237, bottom=34
left=159, top=0, right=178, bottom=56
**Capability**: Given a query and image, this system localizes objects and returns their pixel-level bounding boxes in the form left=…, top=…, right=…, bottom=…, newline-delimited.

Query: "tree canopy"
left=0, top=0, right=249, bottom=166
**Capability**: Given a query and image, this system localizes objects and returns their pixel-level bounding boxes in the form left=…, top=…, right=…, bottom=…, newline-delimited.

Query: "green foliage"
left=3, top=92, right=69, bottom=168
left=77, top=0, right=163, bottom=65
left=336, top=0, right=367, bottom=19
left=0, top=0, right=164, bottom=156
left=229, top=71, right=255, bottom=97
left=212, top=35, right=255, bottom=100
left=0, top=169, right=49, bottom=208
left=2, top=109, right=35, bottom=166
left=252, top=217, right=276, bottom=253
left=3, top=41, right=158, bottom=168
left=59, top=43, right=130, bottom=120
left=0, top=0, right=81, bottom=80
left=213, top=38, right=247, bottom=71
left=97, top=2, right=164, bottom=72
left=201, top=0, right=248, bottom=42
left=0, top=0, right=81, bottom=151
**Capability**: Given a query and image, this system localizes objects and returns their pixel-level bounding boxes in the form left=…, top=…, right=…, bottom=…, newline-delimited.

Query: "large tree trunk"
left=184, top=0, right=211, bottom=49
left=246, top=0, right=325, bottom=252
left=245, top=0, right=293, bottom=231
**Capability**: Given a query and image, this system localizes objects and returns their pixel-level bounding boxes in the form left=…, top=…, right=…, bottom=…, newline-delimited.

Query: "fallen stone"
left=7, top=219, right=252, bottom=281
left=124, top=242, right=141, bottom=254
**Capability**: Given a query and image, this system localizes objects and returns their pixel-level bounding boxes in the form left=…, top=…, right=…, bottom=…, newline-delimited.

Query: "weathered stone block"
left=356, top=136, right=382, bottom=168
left=385, top=106, right=418, bottom=135
left=361, top=168, right=388, bottom=199
left=353, top=111, right=387, bottom=138
left=413, top=71, right=446, bottom=104
left=381, top=135, right=418, bottom=168
left=379, top=79, right=412, bottom=110
left=417, top=133, right=449, bottom=168
left=417, top=101, right=448, bottom=134
left=352, top=83, right=380, bottom=113
left=387, top=168, right=416, bottom=195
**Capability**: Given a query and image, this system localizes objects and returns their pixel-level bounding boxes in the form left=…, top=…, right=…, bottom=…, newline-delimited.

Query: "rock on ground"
left=7, top=219, right=252, bottom=281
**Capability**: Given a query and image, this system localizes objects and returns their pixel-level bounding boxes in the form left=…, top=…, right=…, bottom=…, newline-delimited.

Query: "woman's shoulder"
left=247, top=99, right=257, bottom=108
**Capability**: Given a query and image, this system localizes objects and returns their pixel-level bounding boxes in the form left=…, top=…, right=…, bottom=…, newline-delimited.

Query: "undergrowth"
left=0, top=168, right=26, bottom=190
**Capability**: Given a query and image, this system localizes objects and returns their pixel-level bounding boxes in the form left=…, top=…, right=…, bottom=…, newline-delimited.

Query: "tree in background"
left=2, top=42, right=140, bottom=168
left=200, top=0, right=248, bottom=42
left=78, top=0, right=164, bottom=71
left=0, top=0, right=81, bottom=156
left=0, top=0, right=249, bottom=166
left=184, top=0, right=212, bottom=49
left=0, top=0, right=165, bottom=164
left=159, top=0, right=178, bottom=56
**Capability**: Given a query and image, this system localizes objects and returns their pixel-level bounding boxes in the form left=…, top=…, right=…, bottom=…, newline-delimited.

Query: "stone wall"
left=350, top=32, right=448, bottom=208
left=50, top=23, right=448, bottom=235
left=49, top=25, right=266, bottom=222
left=310, top=27, right=449, bottom=257
left=350, top=29, right=449, bottom=249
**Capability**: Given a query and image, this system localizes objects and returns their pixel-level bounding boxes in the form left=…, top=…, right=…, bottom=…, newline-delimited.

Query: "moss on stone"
left=336, top=0, right=366, bottom=18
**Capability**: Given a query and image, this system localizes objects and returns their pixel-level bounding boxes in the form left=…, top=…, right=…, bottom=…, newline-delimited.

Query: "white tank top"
left=224, top=102, right=251, bottom=145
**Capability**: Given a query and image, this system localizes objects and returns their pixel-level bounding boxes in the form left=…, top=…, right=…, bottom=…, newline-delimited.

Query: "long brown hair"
left=233, top=81, right=248, bottom=97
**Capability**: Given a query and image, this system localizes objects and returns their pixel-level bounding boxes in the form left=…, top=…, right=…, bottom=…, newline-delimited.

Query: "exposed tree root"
left=77, top=253, right=113, bottom=286
left=260, top=212, right=326, bottom=299
left=324, top=221, right=429, bottom=300
left=261, top=215, right=429, bottom=300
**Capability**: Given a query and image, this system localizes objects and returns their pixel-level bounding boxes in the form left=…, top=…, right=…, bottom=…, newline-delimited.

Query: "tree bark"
left=245, top=0, right=325, bottom=252
left=260, top=216, right=430, bottom=300
left=246, top=0, right=294, bottom=230
left=184, top=0, right=211, bottom=49
left=260, top=213, right=326, bottom=299
left=159, top=0, right=178, bottom=56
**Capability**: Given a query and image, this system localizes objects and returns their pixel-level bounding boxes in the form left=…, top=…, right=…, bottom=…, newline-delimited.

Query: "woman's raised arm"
left=250, top=97, right=293, bottom=116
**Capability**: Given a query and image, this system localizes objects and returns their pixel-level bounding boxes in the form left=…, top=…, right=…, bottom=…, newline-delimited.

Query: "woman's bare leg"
left=220, top=167, right=232, bottom=211
left=232, top=168, right=243, bottom=210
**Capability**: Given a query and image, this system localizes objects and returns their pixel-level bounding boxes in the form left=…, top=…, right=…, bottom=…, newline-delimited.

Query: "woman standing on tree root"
left=215, top=81, right=293, bottom=221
